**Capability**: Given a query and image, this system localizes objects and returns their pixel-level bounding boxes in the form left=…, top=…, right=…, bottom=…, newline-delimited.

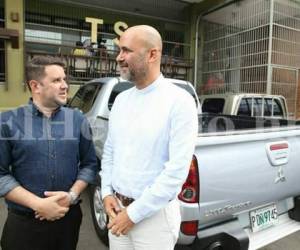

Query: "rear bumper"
left=179, top=212, right=300, bottom=250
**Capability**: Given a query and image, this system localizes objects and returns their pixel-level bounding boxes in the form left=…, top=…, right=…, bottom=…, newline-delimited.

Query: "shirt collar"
left=135, top=74, right=164, bottom=94
left=28, top=98, right=61, bottom=117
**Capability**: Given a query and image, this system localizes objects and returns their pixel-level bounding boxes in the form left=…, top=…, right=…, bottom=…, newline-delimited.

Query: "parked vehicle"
left=200, top=93, right=289, bottom=119
left=69, top=77, right=300, bottom=250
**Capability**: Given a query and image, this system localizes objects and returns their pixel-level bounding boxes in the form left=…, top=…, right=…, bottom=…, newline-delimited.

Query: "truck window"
left=108, top=81, right=133, bottom=110
left=253, top=98, right=263, bottom=116
left=202, top=98, right=225, bottom=113
left=69, top=83, right=101, bottom=113
left=264, top=98, right=283, bottom=117
left=273, top=99, right=284, bottom=117
left=264, top=99, right=272, bottom=116
left=237, top=98, right=252, bottom=116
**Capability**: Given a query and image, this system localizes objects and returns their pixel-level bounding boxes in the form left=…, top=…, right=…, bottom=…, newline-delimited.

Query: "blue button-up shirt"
left=0, top=100, right=98, bottom=212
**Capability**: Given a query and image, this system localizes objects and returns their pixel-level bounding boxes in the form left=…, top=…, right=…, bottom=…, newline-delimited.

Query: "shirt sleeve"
left=100, top=127, right=114, bottom=199
left=77, top=117, right=99, bottom=184
left=100, top=104, right=116, bottom=199
left=0, top=123, right=20, bottom=197
left=127, top=93, right=198, bottom=223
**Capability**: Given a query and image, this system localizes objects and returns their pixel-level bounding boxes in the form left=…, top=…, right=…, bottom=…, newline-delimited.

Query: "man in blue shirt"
left=101, top=25, right=198, bottom=250
left=0, top=56, right=98, bottom=250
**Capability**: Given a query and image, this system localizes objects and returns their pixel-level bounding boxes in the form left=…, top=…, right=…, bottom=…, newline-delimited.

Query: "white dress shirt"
left=101, top=75, right=198, bottom=223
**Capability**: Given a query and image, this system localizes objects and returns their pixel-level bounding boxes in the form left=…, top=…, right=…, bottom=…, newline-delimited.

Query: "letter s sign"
left=113, top=21, right=128, bottom=45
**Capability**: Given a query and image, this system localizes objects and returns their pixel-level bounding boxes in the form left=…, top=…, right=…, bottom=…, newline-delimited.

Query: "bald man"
left=101, top=25, right=198, bottom=250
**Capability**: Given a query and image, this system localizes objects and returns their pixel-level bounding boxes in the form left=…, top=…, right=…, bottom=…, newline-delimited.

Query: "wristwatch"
left=68, top=190, right=79, bottom=205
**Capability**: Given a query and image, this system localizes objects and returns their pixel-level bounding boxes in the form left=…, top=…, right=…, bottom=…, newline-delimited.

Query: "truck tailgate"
left=196, top=127, right=300, bottom=227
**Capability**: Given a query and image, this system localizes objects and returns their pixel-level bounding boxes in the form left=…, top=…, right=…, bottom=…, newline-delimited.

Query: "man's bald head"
left=123, top=25, right=162, bottom=51
left=117, top=25, right=163, bottom=88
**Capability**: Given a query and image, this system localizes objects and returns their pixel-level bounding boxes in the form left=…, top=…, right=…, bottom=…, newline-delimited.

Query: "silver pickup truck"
left=69, top=77, right=300, bottom=250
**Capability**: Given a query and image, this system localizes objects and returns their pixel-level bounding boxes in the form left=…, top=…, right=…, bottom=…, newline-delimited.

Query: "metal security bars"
left=199, top=0, right=300, bottom=118
left=271, top=0, right=300, bottom=117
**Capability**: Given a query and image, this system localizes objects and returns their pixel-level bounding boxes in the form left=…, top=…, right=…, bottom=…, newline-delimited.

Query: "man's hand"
left=108, top=208, right=134, bottom=236
left=44, top=191, right=71, bottom=207
left=103, top=195, right=121, bottom=220
left=34, top=192, right=69, bottom=221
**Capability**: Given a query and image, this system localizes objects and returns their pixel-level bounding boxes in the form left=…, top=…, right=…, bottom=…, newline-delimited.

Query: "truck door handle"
left=266, top=141, right=290, bottom=166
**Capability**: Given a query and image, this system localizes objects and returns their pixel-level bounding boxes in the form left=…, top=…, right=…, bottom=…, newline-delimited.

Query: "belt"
left=114, top=192, right=135, bottom=207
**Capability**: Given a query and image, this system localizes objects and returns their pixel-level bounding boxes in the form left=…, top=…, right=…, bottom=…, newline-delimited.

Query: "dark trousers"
left=0, top=204, right=82, bottom=250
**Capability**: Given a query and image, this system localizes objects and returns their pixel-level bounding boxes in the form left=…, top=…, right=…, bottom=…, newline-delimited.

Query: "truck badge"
left=275, top=166, right=286, bottom=183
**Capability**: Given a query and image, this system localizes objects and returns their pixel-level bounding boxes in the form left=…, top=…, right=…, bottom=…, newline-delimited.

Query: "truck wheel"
left=89, top=184, right=109, bottom=246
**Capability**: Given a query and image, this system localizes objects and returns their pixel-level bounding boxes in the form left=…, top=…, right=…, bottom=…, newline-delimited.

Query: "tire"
left=89, top=183, right=109, bottom=246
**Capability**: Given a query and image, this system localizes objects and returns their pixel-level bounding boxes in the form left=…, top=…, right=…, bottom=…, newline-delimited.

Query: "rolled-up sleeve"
left=77, top=117, right=99, bottom=184
left=0, top=124, right=20, bottom=197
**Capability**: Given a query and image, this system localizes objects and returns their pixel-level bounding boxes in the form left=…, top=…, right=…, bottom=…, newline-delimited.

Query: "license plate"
left=249, top=204, right=278, bottom=232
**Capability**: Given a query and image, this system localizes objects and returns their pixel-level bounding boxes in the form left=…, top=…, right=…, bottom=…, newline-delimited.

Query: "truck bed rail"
left=199, top=113, right=300, bottom=133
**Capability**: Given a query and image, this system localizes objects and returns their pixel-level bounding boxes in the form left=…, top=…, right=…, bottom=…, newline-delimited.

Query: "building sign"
left=85, top=17, right=128, bottom=45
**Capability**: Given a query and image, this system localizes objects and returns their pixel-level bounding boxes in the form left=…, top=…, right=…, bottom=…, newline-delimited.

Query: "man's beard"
left=120, top=66, right=147, bottom=83
left=120, top=68, right=131, bottom=81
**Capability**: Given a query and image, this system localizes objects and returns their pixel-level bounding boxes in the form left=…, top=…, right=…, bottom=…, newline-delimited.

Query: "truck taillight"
left=178, top=155, right=199, bottom=203
left=180, top=221, right=199, bottom=235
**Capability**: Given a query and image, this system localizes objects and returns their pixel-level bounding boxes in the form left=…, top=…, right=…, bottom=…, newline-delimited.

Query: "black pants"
left=0, top=204, right=82, bottom=250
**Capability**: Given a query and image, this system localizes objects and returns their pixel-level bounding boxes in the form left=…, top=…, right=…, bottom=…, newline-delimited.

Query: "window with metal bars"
left=24, top=0, right=192, bottom=82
